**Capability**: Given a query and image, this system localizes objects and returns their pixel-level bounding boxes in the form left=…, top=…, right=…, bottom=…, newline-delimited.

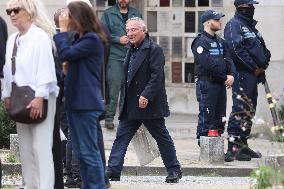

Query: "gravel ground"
left=2, top=175, right=23, bottom=187
left=114, top=176, right=252, bottom=185
left=1, top=175, right=252, bottom=187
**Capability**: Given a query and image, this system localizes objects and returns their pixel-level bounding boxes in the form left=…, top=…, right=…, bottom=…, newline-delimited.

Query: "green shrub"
left=4, top=153, right=17, bottom=163
left=0, top=101, right=16, bottom=149
left=251, top=166, right=274, bottom=189
left=274, top=135, right=284, bottom=143
left=250, top=166, right=284, bottom=189
left=278, top=100, right=284, bottom=124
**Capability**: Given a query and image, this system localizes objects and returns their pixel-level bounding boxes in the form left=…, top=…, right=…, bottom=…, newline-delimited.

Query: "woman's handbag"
left=8, top=35, right=48, bottom=124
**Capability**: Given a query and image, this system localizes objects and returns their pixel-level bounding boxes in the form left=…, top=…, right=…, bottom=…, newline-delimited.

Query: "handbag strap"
left=11, top=34, right=19, bottom=76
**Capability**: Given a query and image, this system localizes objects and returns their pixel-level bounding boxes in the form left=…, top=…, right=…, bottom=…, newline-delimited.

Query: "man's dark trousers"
left=196, top=80, right=226, bottom=138
left=108, top=118, right=180, bottom=174
left=228, top=70, right=258, bottom=139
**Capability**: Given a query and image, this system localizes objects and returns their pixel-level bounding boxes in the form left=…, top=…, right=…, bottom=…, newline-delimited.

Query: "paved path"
left=101, top=114, right=284, bottom=175
left=2, top=114, right=283, bottom=188
left=110, top=185, right=250, bottom=189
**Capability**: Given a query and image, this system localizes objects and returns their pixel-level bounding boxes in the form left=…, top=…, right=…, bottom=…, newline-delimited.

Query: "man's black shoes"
left=224, top=150, right=251, bottom=162
left=241, top=139, right=262, bottom=158
left=64, top=177, right=81, bottom=188
left=242, top=146, right=262, bottom=158
left=224, top=140, right=251, bottom=162
left=105, top=120, right=115, bottom=130
left=105, top=179, right=111, bottom=188
left=165, top=170, right=182, bottom=183
left=224, top=138, right=262, bottom=162
left=106, top=170, right=121, bottom=181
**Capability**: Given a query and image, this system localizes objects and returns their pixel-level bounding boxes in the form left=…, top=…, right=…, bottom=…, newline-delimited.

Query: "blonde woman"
left=2, top=0, right=59, bottom=188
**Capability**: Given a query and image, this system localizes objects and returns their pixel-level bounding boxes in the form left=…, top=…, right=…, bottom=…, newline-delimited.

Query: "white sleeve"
left=2, top=35, right=15, bottom=99
left=34, top=32, right=57, bottom=98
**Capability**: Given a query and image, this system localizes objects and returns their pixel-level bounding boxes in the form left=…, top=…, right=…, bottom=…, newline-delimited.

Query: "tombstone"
left=199, top=136, right=224, bottom=165
left=9, top=134, right=20, bottom=162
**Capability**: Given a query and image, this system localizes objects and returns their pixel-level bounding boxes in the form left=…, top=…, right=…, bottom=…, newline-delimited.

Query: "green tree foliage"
left=0, top=101, right=16, bottom=149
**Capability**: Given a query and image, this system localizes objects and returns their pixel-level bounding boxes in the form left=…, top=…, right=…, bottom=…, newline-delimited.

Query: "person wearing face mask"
left=224, top=0, right=271, bottom=162
left=191, top=10, right=236, bottom=147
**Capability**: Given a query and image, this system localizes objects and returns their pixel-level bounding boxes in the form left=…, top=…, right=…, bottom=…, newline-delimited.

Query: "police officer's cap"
left=234, top=0, right=259, bottom=7
left=201, top=10, right=225, bottom=23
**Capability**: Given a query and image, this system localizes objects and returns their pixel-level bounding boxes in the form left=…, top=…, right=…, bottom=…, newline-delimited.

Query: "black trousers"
left=52, top=100, right=64, bottom=189
left=108, top=118, right=181, bottom=174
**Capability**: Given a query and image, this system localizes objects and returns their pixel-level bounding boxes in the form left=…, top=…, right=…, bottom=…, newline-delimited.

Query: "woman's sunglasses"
left=6, top=7, right=22, bottom=16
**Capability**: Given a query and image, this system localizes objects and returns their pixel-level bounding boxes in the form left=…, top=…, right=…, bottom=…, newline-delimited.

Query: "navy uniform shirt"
left=191, top=31, right=235, bottom=83
left=224, top=12, right=271, bottom=71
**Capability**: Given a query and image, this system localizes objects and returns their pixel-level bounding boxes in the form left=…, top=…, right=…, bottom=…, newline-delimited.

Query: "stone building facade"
left=0, top=0, right=284, bottom=123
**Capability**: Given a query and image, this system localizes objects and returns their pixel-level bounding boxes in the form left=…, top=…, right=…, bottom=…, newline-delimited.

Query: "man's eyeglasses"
left=6, top=7, right=23, bottom=16
left=126, top=27, right=140, bottom=33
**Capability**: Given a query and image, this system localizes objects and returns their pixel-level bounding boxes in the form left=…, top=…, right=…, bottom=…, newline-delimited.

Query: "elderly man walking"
left=106, top=17, right=182, bottom=183
left=101, top=0, right=142, bottom=129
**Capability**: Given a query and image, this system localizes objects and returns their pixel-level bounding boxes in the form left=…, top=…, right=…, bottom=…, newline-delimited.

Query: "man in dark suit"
left=106, top=17, right=182, bottom=183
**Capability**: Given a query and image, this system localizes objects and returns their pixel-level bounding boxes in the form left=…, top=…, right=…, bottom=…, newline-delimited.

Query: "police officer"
left=191, top=10, right=236, bottom=145
left=224, top=0, right=271, bottom=162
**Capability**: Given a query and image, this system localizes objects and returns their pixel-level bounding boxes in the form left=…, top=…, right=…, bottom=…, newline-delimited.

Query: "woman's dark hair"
left=67, top=1, right=108, bottom=45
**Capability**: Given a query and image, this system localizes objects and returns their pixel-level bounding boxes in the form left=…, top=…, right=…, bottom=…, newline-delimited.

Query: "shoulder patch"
left=210, top=42, right=217, bottom=48
left=197, top=46, right=203, bottom=54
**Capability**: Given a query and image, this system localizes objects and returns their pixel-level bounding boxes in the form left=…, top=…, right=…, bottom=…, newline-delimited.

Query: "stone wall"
left=0, top=0, right=283, bottom=122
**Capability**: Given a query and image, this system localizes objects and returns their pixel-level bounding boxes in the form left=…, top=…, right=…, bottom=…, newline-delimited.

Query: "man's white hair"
left=126, top=17, right=148, bottom=33
left=7, top=0, right=55, bottom=40
left=66, top=0, right=92, bottom=7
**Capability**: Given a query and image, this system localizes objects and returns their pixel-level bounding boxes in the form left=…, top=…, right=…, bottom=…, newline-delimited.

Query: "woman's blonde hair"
left=7, top=0, right=55, bottom=40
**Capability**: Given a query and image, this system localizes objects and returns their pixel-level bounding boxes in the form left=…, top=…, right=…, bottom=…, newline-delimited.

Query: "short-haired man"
left=106, top=17, right=182, bottom=183
left=224, top=0, right=271, bottom=162
left=191, top=10, right=236, bottom=148
left=101, top=0, right=142, bottom=129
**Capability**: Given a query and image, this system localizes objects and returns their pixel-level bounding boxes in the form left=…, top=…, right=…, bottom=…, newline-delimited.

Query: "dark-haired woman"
left=53, top=1, right=108, bottom=189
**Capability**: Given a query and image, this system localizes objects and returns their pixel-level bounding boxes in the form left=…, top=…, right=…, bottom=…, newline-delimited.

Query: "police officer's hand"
left=258, top=72, right=266, bottom=84
left=225, top=75, right=234, bottom=89
left=139, top=96, right=148, bottom=109
left=254, top=68, right=265, bottom=77
left=120, top=35, right=129, bottom=45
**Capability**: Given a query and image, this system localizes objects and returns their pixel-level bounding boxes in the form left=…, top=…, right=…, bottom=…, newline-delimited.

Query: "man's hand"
left=225, top=75, right=234, bottom=89
left=254, top=68, right=265, bottom=77
left=26, top=97, right=44, bottom=119
left=120, top=35, right=129, bottom=45
left=139, top=96, right=148, bottom=109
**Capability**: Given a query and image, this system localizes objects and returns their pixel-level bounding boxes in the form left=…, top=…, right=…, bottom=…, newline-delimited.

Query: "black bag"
left=8, top=35, right=48, bottom=124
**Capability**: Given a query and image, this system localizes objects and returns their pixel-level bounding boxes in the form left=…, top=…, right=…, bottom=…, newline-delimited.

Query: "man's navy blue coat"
left=119, top=36, right=170, bottom=120
left=54, top=32, right=105, bottom=111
